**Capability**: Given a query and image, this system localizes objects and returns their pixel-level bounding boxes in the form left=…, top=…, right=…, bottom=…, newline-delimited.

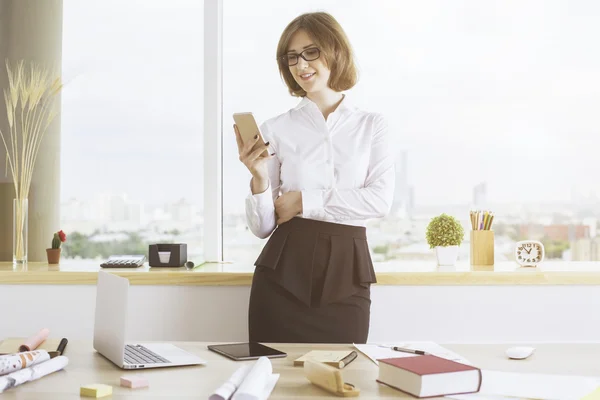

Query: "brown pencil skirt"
left=248, top=217, right=377, bottom=344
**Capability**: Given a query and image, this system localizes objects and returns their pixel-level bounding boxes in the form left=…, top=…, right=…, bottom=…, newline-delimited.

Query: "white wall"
left=2, top=285, right=598, bottom=343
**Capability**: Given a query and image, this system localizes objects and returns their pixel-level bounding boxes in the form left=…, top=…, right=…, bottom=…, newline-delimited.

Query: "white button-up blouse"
left=245, top=95, right=395, bottom=239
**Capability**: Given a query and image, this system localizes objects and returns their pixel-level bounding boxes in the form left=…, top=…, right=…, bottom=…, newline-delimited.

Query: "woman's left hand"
left=275, top=192, right=303, bottom=225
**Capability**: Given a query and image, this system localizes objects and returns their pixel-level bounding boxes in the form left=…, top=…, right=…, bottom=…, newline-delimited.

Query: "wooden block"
left=120, top=375, right=149, bottom=389
left=470, top=230, right=495, bottom=266
left=80, top=384, right=112, bottom=398
left=304, top=359, right=360, bottom=397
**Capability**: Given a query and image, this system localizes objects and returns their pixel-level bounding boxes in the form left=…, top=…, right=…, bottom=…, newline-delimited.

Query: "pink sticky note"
left=19, top=328, right=50, bottom=352
left=120, top=375, right=149, bottom=389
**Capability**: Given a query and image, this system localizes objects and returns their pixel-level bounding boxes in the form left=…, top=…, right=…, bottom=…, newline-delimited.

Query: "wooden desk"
left=2, top=341, right=600, bottom=399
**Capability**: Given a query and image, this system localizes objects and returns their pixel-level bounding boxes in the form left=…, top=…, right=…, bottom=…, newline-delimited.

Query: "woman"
left=234, top=12, right=395, bottom=343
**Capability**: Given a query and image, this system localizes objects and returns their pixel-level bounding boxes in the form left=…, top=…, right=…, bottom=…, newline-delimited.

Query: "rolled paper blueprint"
left=19, top=328, right=50, bottom=352
left=0, top=350, right=50, bottom=376
left=209, top=364, right=252, bottom=400
left=232, top=357, right=275, bottom=400
left=185, top=261, right=204, bottom=269
left=0, top=355, right=68, bottom=393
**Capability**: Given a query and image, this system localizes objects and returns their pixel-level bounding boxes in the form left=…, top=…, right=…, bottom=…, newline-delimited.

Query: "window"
left=61, top=1, right=204, bottom=261
left=223, top=0, right=600, bottom=268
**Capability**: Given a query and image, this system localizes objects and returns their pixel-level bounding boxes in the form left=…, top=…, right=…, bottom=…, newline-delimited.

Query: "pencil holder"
left=470, top=230, right=494, bottom=266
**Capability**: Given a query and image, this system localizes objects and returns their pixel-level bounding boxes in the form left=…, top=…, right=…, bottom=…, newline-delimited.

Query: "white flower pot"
left=435, top=245, right=459, bottom=266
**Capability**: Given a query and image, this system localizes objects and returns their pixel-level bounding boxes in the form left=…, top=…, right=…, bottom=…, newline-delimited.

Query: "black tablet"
left=207, top=342, right=287, bottom=361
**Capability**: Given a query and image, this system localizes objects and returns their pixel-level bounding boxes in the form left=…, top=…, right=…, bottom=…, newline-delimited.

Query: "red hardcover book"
left=377, top=355, right=482, bottom=398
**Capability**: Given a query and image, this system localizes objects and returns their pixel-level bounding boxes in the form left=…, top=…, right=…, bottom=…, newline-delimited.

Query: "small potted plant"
left=426, top=214, right=464, bottom=266
left=46, top=230, right=66, bottom=264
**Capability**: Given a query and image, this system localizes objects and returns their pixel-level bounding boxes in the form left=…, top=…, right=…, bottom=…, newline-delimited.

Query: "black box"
left=148, top=243, right=187, bottom=267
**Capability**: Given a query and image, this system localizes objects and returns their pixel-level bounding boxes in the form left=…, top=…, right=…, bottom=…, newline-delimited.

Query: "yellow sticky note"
left=80, top=383, right=112, bottom=398
left=582, top=387, right=600, bottom=400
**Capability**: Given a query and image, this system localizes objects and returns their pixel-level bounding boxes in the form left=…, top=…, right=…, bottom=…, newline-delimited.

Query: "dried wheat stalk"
left=0, top=60, right=62, bottom=261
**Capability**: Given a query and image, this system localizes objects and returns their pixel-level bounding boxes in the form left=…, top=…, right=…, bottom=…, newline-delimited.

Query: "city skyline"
left=59, top=144, right=600, bottom=211
left=59, top=189, right=600, bottom=264
left=61, top=186, right=600, bottom=226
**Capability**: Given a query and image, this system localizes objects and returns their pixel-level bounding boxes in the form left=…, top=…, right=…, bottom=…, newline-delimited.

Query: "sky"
left=61, top=0, right=600, bottom=214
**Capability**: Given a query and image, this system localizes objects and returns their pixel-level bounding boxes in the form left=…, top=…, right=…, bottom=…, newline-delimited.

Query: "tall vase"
left=13, top=198, right=28, bottom=265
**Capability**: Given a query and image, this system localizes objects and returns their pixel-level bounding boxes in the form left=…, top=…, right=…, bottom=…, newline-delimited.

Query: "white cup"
left=158, top=251, right=171, bottom=263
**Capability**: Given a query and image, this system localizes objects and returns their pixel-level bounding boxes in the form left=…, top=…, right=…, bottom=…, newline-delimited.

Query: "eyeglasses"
left=279, top=48, right=321, bottom=66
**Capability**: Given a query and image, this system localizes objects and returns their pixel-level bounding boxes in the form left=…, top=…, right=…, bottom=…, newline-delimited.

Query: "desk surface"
left=3, top=260, right=600, bottom=286
left=1, top=341, right=600, bottom=399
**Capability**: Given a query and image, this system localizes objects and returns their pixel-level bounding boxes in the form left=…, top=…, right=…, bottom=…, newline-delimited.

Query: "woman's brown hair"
left=276, top=12, right=358, bottom=97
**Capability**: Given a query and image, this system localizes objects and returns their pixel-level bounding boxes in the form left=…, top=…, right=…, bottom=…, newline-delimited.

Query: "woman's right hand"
left=234, top=124, right=273, bottom=191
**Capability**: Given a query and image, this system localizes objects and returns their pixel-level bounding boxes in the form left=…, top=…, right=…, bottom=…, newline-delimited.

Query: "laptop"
left=93, top=270, right=206, bottom=369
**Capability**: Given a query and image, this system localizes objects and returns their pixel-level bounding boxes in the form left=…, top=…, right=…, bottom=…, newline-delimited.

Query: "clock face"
left=516, top=241, right=544, bottom=265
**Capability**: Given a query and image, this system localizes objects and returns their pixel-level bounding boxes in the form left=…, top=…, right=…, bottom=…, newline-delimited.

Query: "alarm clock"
left=515, top=240, right=544, bottom=267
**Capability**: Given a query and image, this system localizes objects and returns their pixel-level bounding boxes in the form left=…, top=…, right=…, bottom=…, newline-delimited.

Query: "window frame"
left=203, top=0, right=223, bottom=262
left=57, top=1, right=596, bottom=267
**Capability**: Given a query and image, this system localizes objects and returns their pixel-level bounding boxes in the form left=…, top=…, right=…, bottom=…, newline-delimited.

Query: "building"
left=391, top=151, right=409, bottom=217
left=594, top=238, right=600, bottom=261
left=571, top=237, right=600, bottom=261
left=407, top=185, right=415, bottom=216
left=571, top=238, right=592, bottom=261
left=519, top=224, right=590, bottom=242
left=583, top=217, right=598, bottom=238
left=473, top=182, right=487, bottom=209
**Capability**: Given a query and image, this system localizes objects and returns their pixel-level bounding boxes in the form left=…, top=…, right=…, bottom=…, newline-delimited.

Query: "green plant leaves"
left=425, top=213, right=465, bottom=249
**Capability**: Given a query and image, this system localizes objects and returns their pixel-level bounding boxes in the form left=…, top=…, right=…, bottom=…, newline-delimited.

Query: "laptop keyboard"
left=124, top=344, right=170, bottom=365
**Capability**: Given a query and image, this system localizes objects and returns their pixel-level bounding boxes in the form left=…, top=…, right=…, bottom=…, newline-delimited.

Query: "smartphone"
left=233, top=112, right=269, bottom=157
left=207, top=342, right=287, bottom=361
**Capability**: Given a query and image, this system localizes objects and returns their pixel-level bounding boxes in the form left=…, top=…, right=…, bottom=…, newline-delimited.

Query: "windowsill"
left=2, top=260, right=600, bottom=285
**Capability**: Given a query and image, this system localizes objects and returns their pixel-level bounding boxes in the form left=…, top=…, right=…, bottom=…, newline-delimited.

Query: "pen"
left=392, top=346, right=429, bottom=355
left=56, top=338, right=68, bottom=355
